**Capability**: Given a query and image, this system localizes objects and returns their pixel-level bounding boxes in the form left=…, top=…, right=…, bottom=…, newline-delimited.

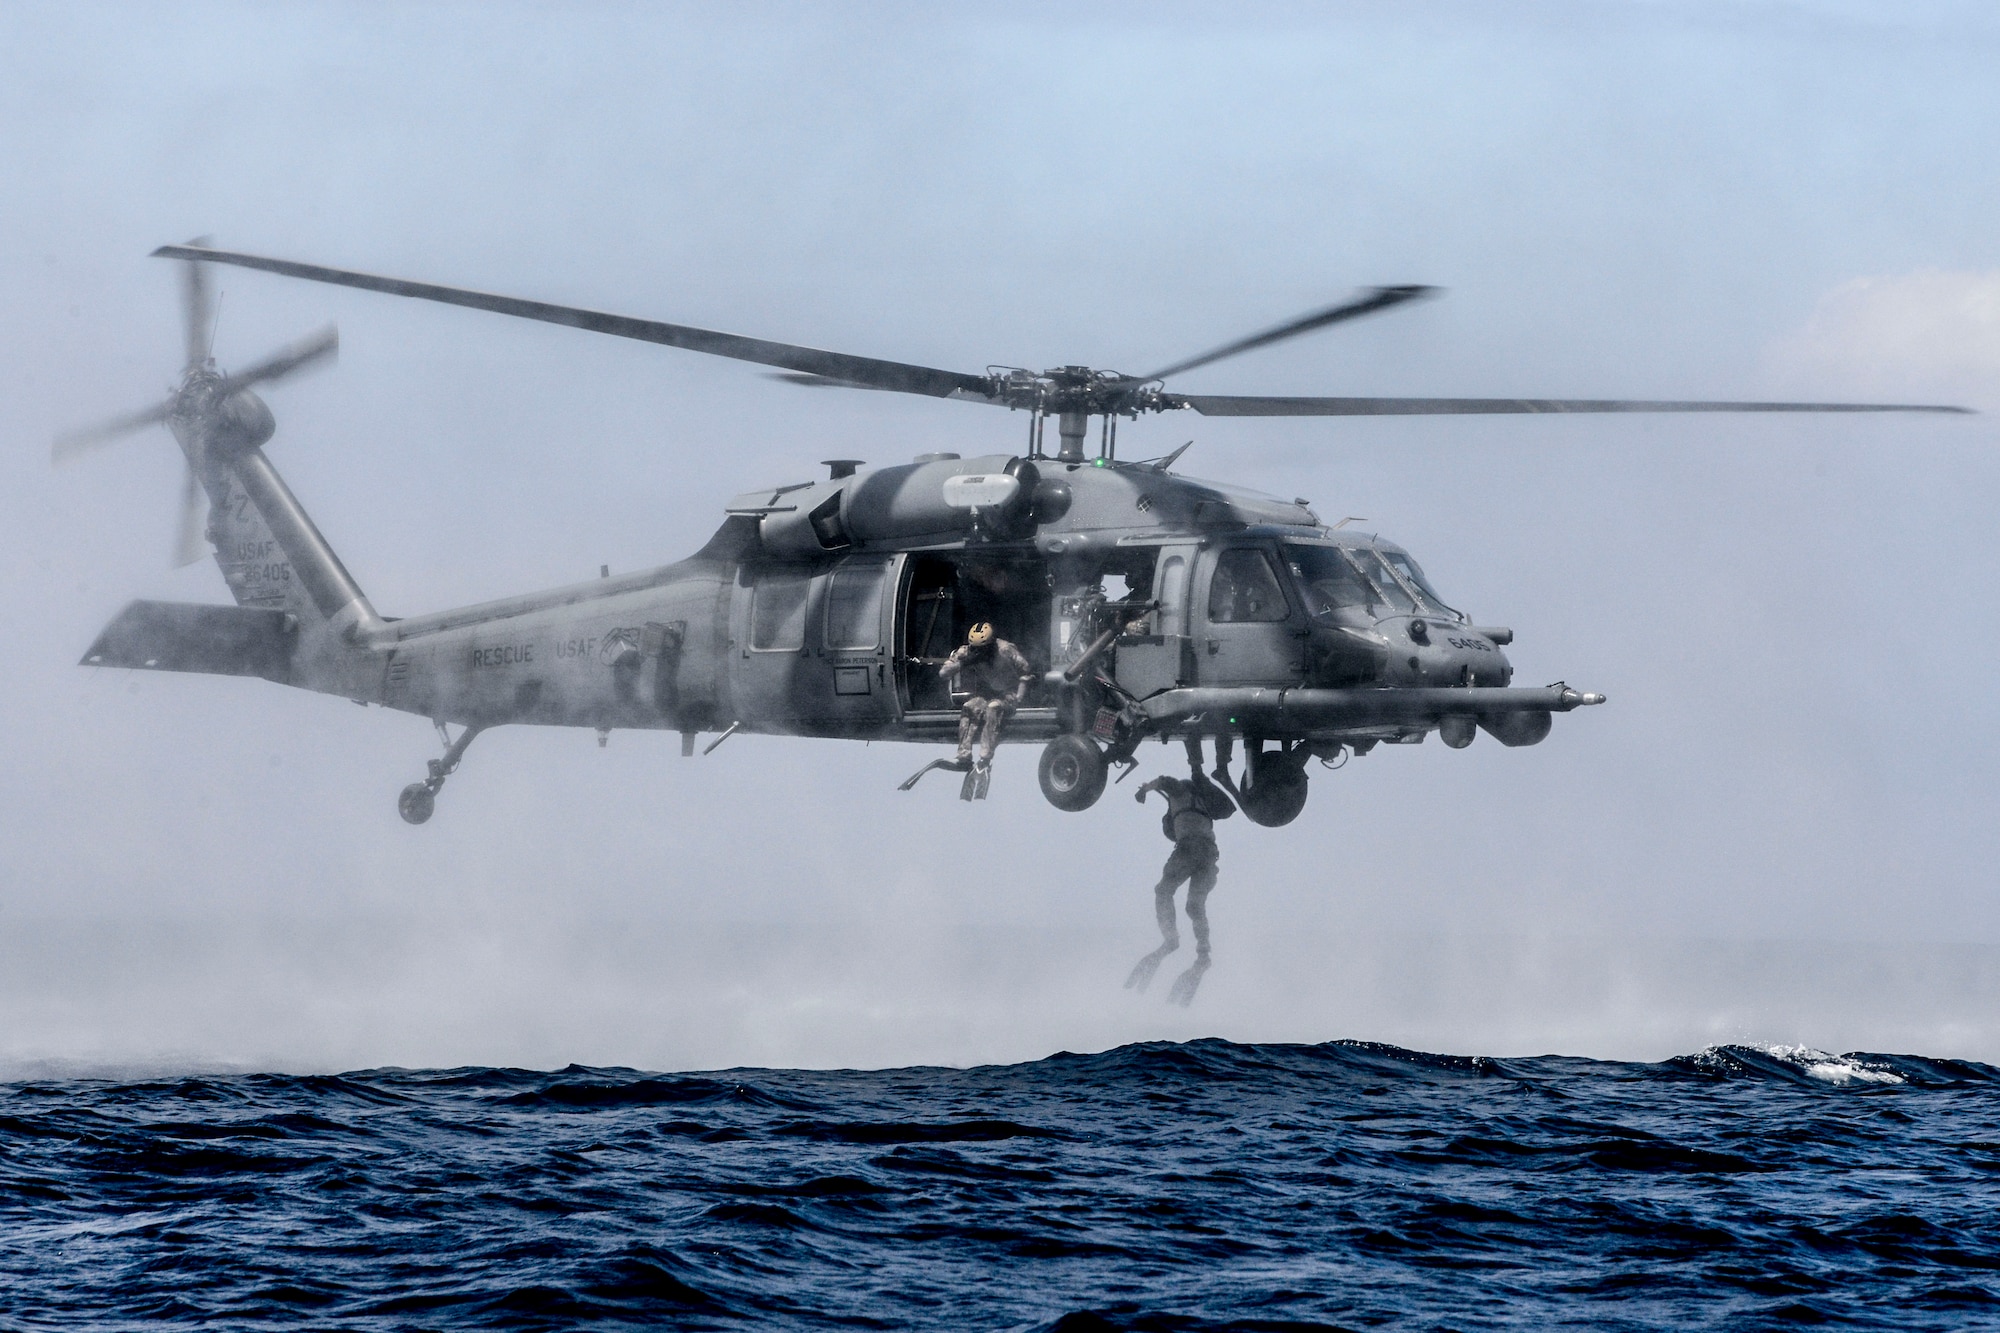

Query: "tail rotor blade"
left=215, top=325, right=338, bottom=396
left=172, top=461, right=209, bottom=568
left=179, top=235, right=215, bottom=369
left=51, top=399, right=175, bottom=465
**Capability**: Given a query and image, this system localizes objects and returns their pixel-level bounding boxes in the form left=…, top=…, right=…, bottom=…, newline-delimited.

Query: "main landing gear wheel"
left=1237, top=743, right=1310, bottom=827
left=1038, top=734, right=1109, bottom=812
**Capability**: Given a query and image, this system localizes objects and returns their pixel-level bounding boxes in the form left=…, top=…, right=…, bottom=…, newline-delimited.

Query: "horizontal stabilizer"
left=81, top=601, right=297, bottom=683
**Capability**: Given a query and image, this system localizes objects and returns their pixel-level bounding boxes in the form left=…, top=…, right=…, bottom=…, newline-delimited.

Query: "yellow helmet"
left=967, top=622, right=996, bottom=647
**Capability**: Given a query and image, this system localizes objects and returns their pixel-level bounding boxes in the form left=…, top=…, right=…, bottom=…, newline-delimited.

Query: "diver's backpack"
left=1162, top=775, right=1234, bottom=838
left=1191, top=774, right=1235, bottom=821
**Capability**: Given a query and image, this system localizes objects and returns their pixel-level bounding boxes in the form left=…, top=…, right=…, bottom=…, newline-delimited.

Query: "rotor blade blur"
left=213, top=325, right=339, bottom=397
left=51, top=399, right=175, bottom=464
left=179, top=235, right=214, bottom=370
left=172, top=462, right=208, bottom=568
left=155, top=245, right=997, bottom=401
left=768, top=371, right=899, bottom=391
left=1141, top=286, right=1438, bottom=383
left=766, top=371, right=1006, bottom=404
left=1170, top=394, right=1975, bottom=417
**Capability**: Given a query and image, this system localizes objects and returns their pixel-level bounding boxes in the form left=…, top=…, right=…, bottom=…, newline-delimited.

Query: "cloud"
left=1767, top=269, right=2000, bottom=406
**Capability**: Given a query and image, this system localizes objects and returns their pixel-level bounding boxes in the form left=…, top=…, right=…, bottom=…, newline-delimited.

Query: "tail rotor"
left=53, top=240, right=338, bottom=568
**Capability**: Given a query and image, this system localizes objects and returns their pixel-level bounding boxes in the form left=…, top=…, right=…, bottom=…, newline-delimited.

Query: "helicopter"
left=57, top=243, right=1968, bottom=826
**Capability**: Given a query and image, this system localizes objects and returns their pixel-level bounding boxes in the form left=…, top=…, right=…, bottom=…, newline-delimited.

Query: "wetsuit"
left=1148, top=774, right=1220, bottom=960
left=940, top=638, right=1034, bottom=764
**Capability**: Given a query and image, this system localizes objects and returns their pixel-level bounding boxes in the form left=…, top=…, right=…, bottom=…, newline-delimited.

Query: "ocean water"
left=3, top=1039, right=1997, bottom=1331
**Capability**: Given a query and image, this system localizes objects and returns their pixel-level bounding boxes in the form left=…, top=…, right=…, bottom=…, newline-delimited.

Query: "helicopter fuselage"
left=85, top=438, right=1601, bottom=823
left=369, top=453, right=1519, bottom=740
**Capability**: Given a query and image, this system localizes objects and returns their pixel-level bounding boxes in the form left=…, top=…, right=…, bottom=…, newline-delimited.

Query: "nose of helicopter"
left=1393, top=616, right=1512, bottom=687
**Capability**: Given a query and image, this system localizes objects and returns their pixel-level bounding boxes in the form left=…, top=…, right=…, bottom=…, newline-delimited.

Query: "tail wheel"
left=1038, top=734, right=1109, bottom=812
left=398, top=783, right=436, bottom=825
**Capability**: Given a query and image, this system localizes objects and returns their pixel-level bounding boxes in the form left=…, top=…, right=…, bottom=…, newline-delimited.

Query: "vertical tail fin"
left=194, top=430, right=380, bottom=635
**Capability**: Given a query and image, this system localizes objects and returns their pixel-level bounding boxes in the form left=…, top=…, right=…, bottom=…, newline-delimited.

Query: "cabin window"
left=1208, top=548, right=1290, bottom=623
left=750, top=573, right=810, bottom=650
left=825, top=560, right=889, bottom=650
left=1156, top=554, right=1186, bottom=636
left=1097, top=548, right=1162, bottom=634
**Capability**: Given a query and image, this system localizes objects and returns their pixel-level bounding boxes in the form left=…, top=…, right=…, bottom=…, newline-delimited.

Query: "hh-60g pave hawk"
left=58, top=243, right=1968, bottom=824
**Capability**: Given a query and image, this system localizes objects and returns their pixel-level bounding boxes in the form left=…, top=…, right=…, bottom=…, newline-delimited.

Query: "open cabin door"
left=895, top=552, right=1052, bottom=719
left=898, top=554, right=958, bottom=713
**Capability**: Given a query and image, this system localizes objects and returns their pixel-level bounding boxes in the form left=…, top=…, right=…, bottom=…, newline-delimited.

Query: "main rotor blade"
left=1170, top=394, right=1975, bottom=417
left=179, top=235, right=214, bottom=370
left=1141, top=286, right=1437, bottom=383
left=154, top=244, right=996, bottom=402
left=766, top=371, right=1006, bottom=406
left=51, top=399, right=175, bottom=464
left=214, top=325, right=339, bottom=397
left=768, top=371, right=902, bottom=392
left=172, top=461, right=209, bottom=568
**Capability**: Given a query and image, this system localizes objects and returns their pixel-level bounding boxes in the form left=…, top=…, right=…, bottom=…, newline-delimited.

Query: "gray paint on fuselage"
left=136, top=445, right=1537, bottom=750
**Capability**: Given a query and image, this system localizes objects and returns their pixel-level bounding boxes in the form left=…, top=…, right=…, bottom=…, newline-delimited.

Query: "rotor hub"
left=981, top=364, right=1168, bottom=461
left=170, top=367, right=275, bottom=459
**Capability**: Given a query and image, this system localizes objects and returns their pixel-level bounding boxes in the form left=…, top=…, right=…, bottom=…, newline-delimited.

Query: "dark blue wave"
left=4, top=1038, right=1997, bottom=1330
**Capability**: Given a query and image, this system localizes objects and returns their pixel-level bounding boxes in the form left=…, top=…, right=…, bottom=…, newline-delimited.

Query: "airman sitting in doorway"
left=939, top=622, right=1033, bottom=797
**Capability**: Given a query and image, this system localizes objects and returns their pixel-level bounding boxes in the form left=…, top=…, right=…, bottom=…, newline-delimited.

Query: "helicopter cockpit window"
left=1343, top=548, right=1418, bottom=615
left=1285, top=545, right=1381, bottom=620
left=1380, top=550, right=1462, bottom=620
left=750, top=573, right=810, bottom=651
left=1208, top=548, right=1290, bottom=623
left=825, top=560, right=889, bottom=650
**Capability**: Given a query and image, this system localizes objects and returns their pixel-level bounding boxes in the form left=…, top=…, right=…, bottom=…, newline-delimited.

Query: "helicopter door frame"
left=815, top=554, right=897, bottom=734
left=894, top=553, right=959, bottom=716
left=1192, top=541, right=1308, bottom=687
left=1111, top=539, right=1198, bottom=698
left=893, top=550, right=1055, bottom=724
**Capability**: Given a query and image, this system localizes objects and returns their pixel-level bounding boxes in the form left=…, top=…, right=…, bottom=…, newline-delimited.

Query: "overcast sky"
left=3, top=1, right=1998, bottom=1074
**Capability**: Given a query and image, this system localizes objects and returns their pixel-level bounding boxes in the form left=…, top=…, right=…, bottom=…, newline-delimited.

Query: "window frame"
left=823, top=559, right=891, bottom=652
left=1206, top=546, right=1295, bottom=625
left=748, top=571, right=813, bottom=652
